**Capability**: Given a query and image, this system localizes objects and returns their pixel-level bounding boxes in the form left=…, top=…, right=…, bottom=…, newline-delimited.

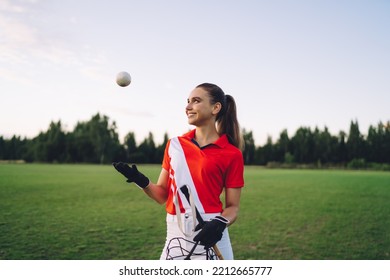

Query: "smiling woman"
left=113, top=83, right=245, bottom=260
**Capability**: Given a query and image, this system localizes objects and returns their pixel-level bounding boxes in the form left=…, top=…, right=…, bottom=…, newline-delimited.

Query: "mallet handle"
left=180, top=185, right=224, bottom=260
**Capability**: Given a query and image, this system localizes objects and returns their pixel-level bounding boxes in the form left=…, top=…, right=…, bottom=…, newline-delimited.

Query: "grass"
left=0, top=164, right=389, bottom=260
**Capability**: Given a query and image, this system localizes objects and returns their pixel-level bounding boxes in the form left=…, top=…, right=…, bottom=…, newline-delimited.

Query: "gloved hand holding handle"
left=193, top=215, right=229, bottom=249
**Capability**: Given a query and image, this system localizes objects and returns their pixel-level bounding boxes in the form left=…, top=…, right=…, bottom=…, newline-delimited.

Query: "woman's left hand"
left=193, top=216, right=229, bottom=248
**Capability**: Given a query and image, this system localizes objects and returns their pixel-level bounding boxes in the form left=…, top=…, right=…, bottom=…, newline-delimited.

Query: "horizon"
left=1, top=112, right=388, bottom=147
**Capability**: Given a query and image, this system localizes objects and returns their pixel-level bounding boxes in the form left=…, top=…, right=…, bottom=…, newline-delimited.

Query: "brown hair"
left=196, top=83, right=244, bottom=150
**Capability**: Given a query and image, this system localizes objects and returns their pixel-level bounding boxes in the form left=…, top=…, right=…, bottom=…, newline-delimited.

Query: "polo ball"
left=116, top=71, right=131, bottom=87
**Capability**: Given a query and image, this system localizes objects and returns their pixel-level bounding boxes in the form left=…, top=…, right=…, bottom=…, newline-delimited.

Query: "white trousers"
left=160, top=213, right=234, bottom=260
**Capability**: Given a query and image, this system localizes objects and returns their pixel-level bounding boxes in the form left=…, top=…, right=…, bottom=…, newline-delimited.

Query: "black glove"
left=193, top=215, right=229, bottom=249
left=112, top=162, right=150, bottom=189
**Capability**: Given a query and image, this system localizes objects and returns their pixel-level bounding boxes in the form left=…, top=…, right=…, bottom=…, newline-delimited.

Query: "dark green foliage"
left=250, top=120, right=390, bottom=167
left=1, top=115, right=389, bottom=167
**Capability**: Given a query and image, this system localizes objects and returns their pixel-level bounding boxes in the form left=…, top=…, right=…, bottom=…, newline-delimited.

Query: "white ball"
left=116, top=71, right=131, bottom=87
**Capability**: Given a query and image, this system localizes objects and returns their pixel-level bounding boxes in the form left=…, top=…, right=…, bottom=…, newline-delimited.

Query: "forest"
left=1, top=113, right=389, bottom=169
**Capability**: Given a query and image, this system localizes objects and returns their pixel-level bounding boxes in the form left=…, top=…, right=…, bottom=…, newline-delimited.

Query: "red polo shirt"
left=162, top=130, right=244, bottom=215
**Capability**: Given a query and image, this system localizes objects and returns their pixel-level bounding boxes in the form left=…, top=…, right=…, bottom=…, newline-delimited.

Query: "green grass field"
left=0, top=164, right=389, bottom=260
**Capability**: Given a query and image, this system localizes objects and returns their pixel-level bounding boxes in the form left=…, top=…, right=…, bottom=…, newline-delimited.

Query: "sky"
left=1, top=0, right=389, bottom=146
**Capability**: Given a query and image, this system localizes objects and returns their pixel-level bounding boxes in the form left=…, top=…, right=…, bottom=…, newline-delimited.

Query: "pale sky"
left=1, top=0, right=389, bottom=146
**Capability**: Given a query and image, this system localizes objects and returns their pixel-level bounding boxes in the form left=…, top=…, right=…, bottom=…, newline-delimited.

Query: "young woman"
left=113, top=83, right=244, bottom=260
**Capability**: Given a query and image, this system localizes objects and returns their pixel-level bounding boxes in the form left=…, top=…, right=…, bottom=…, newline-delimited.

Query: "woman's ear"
left=212, top=102, right=222, bottom=115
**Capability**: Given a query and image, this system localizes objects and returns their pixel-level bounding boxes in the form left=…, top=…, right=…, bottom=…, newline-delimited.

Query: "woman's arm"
left=143, top=168, right=169, bottom=204
left=221, top=187, right=242, bottom=226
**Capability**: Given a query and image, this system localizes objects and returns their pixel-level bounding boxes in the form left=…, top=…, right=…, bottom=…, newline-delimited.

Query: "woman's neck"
left=194, top=125, right=219, bottom=147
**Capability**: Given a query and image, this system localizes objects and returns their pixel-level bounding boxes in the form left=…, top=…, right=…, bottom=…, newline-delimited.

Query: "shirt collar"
left=182, top=129, right=229, bottom=148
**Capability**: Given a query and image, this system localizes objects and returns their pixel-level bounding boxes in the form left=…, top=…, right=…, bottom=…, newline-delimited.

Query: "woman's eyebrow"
left=188, top=96, right=202, bottom=102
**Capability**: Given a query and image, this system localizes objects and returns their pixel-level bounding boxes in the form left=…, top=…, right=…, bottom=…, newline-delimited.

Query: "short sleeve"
left=162, top=139, right=171, bottom=171
left=225, top=151, right=244, bottom=188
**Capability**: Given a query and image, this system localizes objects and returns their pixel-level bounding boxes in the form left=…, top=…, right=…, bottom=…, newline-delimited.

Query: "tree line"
left=1, top=113, right=389, bottom=169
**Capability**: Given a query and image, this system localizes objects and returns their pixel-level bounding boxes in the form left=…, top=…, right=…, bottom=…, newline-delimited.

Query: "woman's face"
left=186, top=87, right=221, bottom=126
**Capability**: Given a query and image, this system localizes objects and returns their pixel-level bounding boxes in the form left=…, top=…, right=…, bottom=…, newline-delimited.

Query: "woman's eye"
left=187, top=98, right=201, bottom=104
